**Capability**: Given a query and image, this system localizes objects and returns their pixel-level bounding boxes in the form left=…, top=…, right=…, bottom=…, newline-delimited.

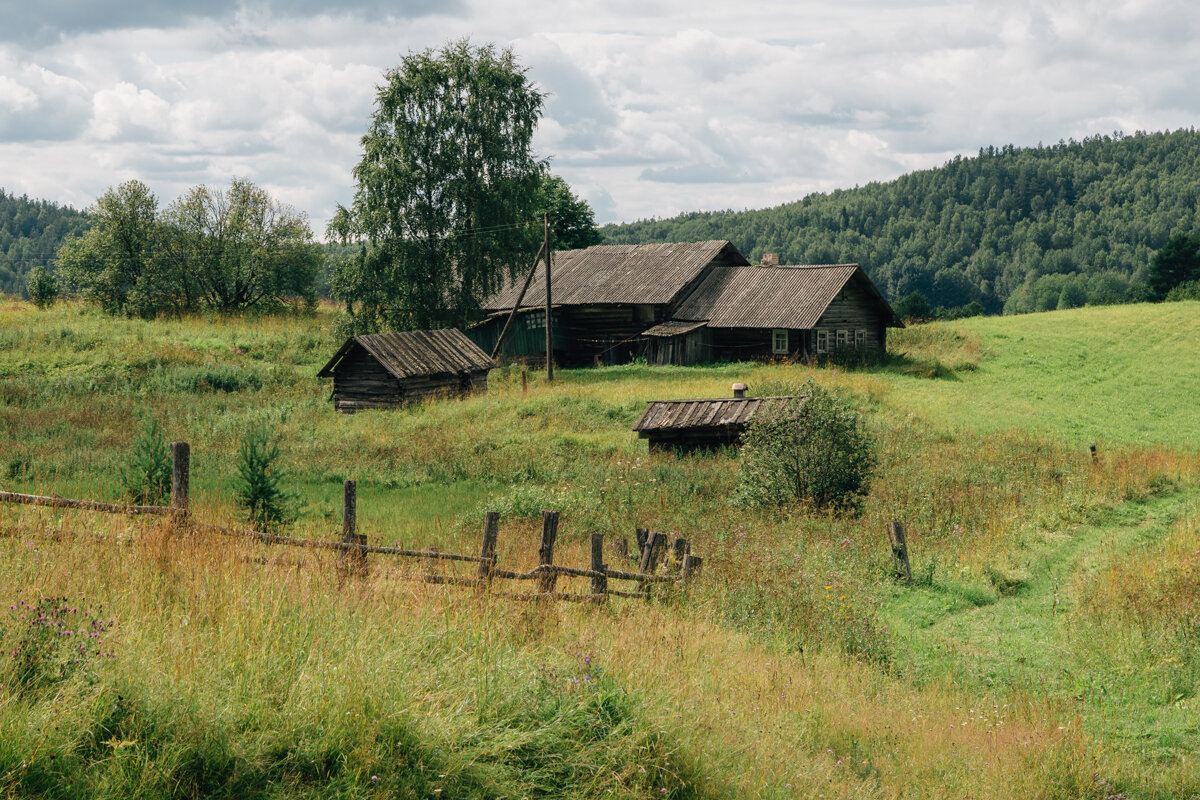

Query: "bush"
left=120, top=418, right=171, bottom=505
left=236, top=422, right=293, bottom=527
left=735, top=380, right=876, bottom=514
left=25, top=266, right=57, bottom=309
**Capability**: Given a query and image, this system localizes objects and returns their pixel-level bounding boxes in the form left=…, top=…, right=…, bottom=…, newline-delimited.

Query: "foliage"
left=736, top=381, right=877, bottom=513
left=602, top=129, right=1200, bottom=314
left=893, top=290, right=932, bottom=321
left=328, top=39, right=545, bottom=333
left=56, top=180, right=163, bottom=316
left=0, top=189, right=90, bottom=297
left=2, top=598, right=112, bottom=695
left=236, top=421, right=292, bottom=527
left=1166, top=279, right=1200, bottom=302
left=119, top=418, right=172, bottom=506
left=1147, top=232, right=1200, bottom=300
left=24, top=265, right=56, bottom=308
left=56, top=178, right=318, bottom=317
left=538, top=173, right=603, bottom=250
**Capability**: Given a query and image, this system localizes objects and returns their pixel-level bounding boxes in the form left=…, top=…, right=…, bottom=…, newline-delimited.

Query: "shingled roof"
left=669, top=263, right=903, bottom=329
left=317, top=329, right=495, bottom=379
left=482, top=240, right=748, bottom=311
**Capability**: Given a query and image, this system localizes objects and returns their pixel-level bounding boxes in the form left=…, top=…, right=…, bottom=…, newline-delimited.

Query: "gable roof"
left=482, top=240, right=748, bottom=311
left=317, top=329, right=495, bottom=380
left=670, top=263, right=903, bottom=329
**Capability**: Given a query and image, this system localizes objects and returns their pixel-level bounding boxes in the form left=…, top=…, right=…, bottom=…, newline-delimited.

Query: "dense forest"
left=0, top=190, right=90, bottom=297
left=602, top=129, right=1200, bottom=314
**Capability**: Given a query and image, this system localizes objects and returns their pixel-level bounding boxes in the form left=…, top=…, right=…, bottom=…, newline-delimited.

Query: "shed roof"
left=633, top=396, right=793, bottom=435
left=482, top=240, right=748, bottom=311
left=640, top=319, right=708, bottom=338
left=670, top=264, right=903, bottom=329
left=317, top=329, right=496, bottom=380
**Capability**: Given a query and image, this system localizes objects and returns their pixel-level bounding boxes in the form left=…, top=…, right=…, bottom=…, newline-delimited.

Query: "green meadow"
left=1, top=297, right=1198, bottom=798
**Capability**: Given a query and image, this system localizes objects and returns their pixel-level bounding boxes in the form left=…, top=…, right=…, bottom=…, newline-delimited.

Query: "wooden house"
left=471, top=240, right=749, bottom=365
left=633, top=384, right=793, bottom=453
left=317, top=329, right=495, bottom=413
left=645, top=257, right=903, bottom=365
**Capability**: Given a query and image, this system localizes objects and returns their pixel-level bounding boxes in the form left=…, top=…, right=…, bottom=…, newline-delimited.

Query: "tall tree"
left=538, top=174, right=603, bottom=250
left=1146, top=233, right=1200, bottom=300
left=328, top=39, right=544, bottom=333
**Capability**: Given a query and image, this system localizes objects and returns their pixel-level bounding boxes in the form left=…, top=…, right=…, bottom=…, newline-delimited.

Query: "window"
left=772, top=328, right=789, bottom=355
left=854, top=329, right=866, bottom=349
left=524, top=310, right=545, bottom=330
left=816, top=330, right=828, bottom=354
left=836, top=330, right=848, bottom=349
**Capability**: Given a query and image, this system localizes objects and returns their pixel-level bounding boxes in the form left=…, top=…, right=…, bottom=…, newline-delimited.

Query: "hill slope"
left=0, top=190, right=90, bottom=296
left=602, top=129, right=1200, bottom=314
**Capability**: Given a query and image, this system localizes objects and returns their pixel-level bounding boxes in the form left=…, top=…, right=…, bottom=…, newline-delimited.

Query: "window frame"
left=815, top=330, right=828, bottom=354
left=854, top=329, right=866, bottom=349
left=771, top=328, right=789, bottom=355
left=836, top=329, right=848, bottom=349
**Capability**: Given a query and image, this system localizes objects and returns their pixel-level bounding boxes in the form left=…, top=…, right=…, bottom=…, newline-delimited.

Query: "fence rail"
left=0, top=442, right=703, bottom=603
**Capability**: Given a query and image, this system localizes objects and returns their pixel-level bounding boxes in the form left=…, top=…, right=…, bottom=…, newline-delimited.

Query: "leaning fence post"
left=170, top=441, right=189, bottom=520
left=886, top=521, right=912, bottom=584
left=590, top=532, right=607, bottom=599
left=339, top=480, right=367, bottom=577
left=478, top=511, right=500, bottom=581
left=538, top=510, right=559, bottom=595
left=640, top=532, right=667, bottom=574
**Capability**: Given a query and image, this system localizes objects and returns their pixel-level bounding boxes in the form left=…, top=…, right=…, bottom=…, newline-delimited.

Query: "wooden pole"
left=682, top=554, right=703, bottom=581
left=490, top=241, right=547, bottom=360
left=640, top=532, right=667, bottom=574
left=538, top=510, right=558, bottom=594
left=635, top=528, right=648, bottom=563
left=544, top=213, right=554, bottom=382
left=340, top=479, right=367, bottom=576
left=672, top=537, right=689, bottom=572
left=886, top=521, right=912, bottom=584
left=612, top=537, right=629, bottom=563
left=590, top=532, right=607, bottom=598
left=477, top=511, right=499, bottom=580
left=170, top=441, right=190, bottom=517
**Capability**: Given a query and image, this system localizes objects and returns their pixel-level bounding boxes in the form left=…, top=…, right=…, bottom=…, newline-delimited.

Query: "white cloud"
left=2, top=0, right=1200, bottom=229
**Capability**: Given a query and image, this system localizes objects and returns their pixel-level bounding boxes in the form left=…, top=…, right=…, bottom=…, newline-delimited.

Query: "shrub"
left=735, top=380, right=876, bottom=514
left=25, top=266, right=57, bottom=309
left=236, top=422, right=293, bottom=527
left=120, top=418, right=171, bottom=505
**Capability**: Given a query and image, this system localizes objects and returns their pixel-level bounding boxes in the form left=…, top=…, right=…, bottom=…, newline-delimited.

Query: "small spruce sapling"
left=121, top=418, right=171, bottom=505
left=236, top=422, right=293, bottom=527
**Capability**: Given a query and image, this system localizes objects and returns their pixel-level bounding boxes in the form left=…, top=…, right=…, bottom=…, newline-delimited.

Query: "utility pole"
left=544, top=213, right=554, bottom=382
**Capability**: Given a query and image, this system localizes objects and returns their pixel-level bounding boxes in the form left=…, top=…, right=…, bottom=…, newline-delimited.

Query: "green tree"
left=236, top=422, right=293, bottom=528
left=1146, top=233, right=1200, bottom=300
left=538, top=174, right=602, bottom=250
left=328, top=39, right=545, bottom=333
left=56, top=180, right=162, bottom=316
left=24, top=265, right=57, bottom=309
left=162, top=178, right=320, bottom=311
left=735, top=381, right=877, bottom=514
left=893, top=291, right=932, bottom=321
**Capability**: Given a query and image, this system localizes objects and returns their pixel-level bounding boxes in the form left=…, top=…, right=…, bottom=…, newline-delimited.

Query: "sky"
left=2, top=0, right=1199, bottom=235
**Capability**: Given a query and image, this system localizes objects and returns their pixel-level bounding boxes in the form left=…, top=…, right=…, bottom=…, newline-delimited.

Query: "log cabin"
left=317, top=329, right=495, bottom=413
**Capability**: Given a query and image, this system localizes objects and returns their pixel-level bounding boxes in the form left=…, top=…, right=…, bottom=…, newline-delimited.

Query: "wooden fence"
left=0, top=442, right=703, bottom=603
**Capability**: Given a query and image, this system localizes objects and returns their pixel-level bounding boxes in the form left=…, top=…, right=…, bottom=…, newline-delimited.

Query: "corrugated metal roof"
left=633, top=396, right=794, bottom=433
left=317, top=329, right=496, bottom=379
left=482, top=240, right=748, bottom=311
left=641, top=319, right=708, bottom=337
left=672, top=264, right=874, bottom=329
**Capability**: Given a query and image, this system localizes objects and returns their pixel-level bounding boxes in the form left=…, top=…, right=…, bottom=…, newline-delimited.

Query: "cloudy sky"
left=2, top=0, right=1198, bottom=233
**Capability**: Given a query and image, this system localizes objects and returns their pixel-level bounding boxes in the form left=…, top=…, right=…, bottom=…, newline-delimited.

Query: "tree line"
left=0, top=190, right=90, bottom=296
left=602, top=129, right=1200, bottom=316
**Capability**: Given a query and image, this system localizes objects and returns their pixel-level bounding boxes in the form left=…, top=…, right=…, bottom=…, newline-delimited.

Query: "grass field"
left=1, top=298, right=1198, bottom=798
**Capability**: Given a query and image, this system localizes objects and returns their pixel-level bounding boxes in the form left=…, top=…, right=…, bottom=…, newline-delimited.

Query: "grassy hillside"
left=1, top=300, right=1198, bottom=798
left=602, top=130, right=1200, bottom=314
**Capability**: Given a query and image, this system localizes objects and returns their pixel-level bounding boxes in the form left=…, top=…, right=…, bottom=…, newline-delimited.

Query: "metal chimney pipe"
left=732, top=382, right=747, bottom=399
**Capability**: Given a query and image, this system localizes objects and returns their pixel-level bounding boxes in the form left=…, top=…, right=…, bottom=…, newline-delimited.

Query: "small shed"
left=317, top=329, right=495, bottom=413
left=633, top=384, right=793, bottom=453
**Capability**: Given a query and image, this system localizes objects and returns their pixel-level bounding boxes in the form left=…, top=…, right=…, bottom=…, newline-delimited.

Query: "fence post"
left=478, top=511, right=499, bottom=581
left=340, top=480, right=367, bottom=577
left=886, top=521, right=912, bottom=584
left=590, top=532, right=607, bottom=599
left=170, top=442, right=189, bottom=519
left=682, top=554, right=703, bottom=581
left=635, top=528, right=649, bottom=565
left=672, top=537, right=689, bottom=572
left=640, top=532, right=667, bottom=574
left=538, top=510, right=559, bottom=595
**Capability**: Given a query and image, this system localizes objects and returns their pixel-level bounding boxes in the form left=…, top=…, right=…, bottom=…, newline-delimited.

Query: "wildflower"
left=371, top=775, right=380, bottom=782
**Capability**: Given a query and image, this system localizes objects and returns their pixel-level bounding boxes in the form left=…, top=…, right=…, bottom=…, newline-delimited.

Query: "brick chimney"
left=760, top=253, right=779, bottom=267
left=732, top=382, right=748, bottom=399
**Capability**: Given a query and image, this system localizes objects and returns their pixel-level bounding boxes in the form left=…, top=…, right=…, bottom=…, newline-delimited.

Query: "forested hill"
left=0, top=190, right=89, bottom=297
left=601, top=129, right=1200, bottom=314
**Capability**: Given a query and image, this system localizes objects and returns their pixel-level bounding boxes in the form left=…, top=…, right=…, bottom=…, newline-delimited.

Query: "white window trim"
left=836, top=330, right=848, bottom=348
left=854, top=329, right=866, bottom=349
left=772, top=328, right=789, bottom=355
left=815, top=330, right=828, bottom=354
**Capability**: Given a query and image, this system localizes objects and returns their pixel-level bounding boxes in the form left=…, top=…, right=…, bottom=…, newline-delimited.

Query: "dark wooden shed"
left=317, top=329, right=495, bottom=413
left=633, top=384, right=794, bottom=453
